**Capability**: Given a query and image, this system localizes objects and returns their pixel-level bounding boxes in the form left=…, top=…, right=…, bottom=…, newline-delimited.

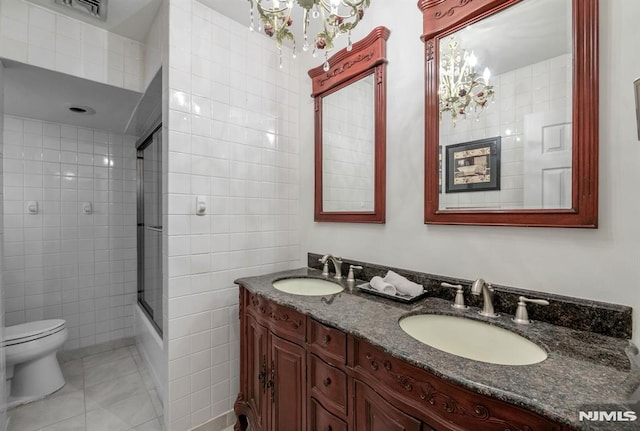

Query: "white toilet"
left=3, top=319, right=68, bottom=408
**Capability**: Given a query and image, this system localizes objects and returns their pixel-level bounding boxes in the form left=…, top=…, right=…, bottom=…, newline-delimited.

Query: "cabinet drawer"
left=354, top=379, right=421, bottom=431
left=350, top=337, right=565, bottom=431
left=309, top=354, right=348, bottom=415
left=244, top=289, right=306, bottom=344
left=308, top=319, right=347, bottom=366
left=310, top=398, right=348, bottom=431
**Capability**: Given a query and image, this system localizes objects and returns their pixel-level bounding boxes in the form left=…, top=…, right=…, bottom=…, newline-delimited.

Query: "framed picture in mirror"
left=445, top=137, right=501, bottom=194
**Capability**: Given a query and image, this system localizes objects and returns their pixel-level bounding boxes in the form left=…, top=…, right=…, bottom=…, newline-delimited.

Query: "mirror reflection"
left=322, top=74, right=375, bottom=212
left=438, top=0, right=573, bottom=211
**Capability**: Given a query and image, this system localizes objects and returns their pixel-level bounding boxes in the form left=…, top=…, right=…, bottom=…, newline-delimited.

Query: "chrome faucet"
left=320, top=254, right=343, bottom=280
left=471, top=278, right=499, bottom=318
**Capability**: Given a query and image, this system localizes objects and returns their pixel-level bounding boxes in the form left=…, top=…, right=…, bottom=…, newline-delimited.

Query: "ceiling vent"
left=54, top=0, right=107, bottom=21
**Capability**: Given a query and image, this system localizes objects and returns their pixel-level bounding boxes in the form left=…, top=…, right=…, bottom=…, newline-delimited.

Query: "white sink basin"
left=399, top=314, right=547, bottom=365
left=272, top=278, right=344, bottom=296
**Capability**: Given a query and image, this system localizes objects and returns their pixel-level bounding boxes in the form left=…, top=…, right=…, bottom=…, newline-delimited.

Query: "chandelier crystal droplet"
left=247, top=0, right=371, bottom=70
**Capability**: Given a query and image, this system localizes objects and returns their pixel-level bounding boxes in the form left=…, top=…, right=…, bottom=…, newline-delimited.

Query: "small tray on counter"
left=357, top=283, right=429, bottom=304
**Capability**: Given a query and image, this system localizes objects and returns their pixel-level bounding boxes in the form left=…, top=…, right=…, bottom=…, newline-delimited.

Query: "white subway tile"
left=3, top=0, right=29, bottom=23
left=0, top=16, right=29, bottom=42
left=55, top=52, right=83, bottom=77
left=27, top=45, right=56, bottom=69
left=0, top=34, right=28, bottom=62
left=169, top=111, right=191, bottom=134
left=27, top=25, right=54, bottom=50
left=190, top=387, right=210, bottom=413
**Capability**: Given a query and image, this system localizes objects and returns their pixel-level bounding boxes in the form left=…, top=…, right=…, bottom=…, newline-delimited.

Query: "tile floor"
left=7, top=345, right=165, bottom=431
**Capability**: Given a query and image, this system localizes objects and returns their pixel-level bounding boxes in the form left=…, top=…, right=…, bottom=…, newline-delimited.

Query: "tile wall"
left=143, top=2, right=163, bottom=92
left=0, top=0, right=144, bottom=92
left=439, top=53, right=572, bottom=209
left=164, top=1, right=300, bottom=429
left=2, top=115, right=137, bottom=350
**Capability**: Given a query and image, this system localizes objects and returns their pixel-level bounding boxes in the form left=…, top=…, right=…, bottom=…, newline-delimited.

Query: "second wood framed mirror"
left=309, top=26, right=390, bottom=223
left=419, top=0, right=598, bottom=227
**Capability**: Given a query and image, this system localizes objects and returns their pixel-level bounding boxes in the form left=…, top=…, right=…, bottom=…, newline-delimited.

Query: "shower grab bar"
left=145, top=226, right=163, bottom=232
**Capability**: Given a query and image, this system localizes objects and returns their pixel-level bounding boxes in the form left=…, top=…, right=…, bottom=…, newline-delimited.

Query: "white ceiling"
left=2, top=59, right=143, bottom=134
left=200, top=0, right=570, bottom=76
left=197, top=0, right=322, bottom=47
left=196, top=0, right=246, bottom=26
left=452, top=0, right=571, bottom=76
left=24, top=0, right=162, bottom=41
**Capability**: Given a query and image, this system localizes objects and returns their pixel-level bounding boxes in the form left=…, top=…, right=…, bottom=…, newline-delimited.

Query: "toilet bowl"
left=3, top=319, right=68, bottom=408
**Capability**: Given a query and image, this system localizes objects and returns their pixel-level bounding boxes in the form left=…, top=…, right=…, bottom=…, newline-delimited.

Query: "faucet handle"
left=442, top=282, right=468, bottom=310
left=512, top=296, right=549, bottom=325
left=318, top=258, right=330, bottom=277
left=347, top=265, right=363, bottom=283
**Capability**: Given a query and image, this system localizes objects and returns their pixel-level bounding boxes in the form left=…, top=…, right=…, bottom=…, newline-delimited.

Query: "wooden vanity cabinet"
left=236, top=289, right=307, bottom=431
left=234, top=288, right=573, bottom=431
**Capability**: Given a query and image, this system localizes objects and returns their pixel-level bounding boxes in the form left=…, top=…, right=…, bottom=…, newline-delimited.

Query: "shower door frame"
left=136, top=123, right=163, bottom=336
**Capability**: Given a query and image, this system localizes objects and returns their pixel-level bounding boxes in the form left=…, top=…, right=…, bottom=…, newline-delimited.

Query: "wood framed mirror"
left=309, top=26, right=390, bottom=223
left=419, top=0, right=598, bottom=227
left=635, top=77, right=640, bottom=140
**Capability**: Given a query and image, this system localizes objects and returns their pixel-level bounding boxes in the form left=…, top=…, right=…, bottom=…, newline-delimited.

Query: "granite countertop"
left=235, top=268, right=640, bottom=431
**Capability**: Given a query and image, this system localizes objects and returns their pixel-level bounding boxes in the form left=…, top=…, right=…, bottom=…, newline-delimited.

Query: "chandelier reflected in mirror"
left=439, top=37, right=494, bottom=124
left=248, top=0, right=371, bottom=70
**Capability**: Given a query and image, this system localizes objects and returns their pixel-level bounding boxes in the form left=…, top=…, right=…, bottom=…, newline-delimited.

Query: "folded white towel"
left=370, top=276, right=397, bottom=296
left=383, top=270, right=424, bottom=297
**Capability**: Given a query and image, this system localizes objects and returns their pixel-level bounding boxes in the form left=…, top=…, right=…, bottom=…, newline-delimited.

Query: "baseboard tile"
left=189, top=410, right=235, bottom=431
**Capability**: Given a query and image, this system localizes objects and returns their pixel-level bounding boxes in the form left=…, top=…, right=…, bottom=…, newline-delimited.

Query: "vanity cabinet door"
left=271, top=333, right=307, bottom=431
left=354, top=380, right=422, bottom=431
left=246, top=315, right=268, bottom=431
left=237, top=287, right=308, bottom=431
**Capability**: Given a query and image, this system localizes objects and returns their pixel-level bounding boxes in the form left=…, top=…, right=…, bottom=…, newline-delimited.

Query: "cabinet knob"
left=323, top=377, right=332, bottom=387
left=321, top=335, right=330, bottom=345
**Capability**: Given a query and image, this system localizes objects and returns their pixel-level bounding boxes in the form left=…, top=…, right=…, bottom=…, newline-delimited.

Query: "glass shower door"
left=137, top=126, right=163, bottom=335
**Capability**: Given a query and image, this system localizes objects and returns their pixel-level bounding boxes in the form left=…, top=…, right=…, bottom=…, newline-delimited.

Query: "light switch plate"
left=196, top=196, right=207, bottom=215
left=27, top=201, right=38, bottom=214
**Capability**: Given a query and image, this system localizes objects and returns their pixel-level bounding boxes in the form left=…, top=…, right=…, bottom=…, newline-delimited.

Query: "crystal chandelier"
left=248, top=0, right=371, bottom=70
left=439, top=37, right=494, bottom=124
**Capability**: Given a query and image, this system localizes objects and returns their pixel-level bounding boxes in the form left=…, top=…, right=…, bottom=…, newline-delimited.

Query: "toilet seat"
left=3, top=320, right=66, bottom=346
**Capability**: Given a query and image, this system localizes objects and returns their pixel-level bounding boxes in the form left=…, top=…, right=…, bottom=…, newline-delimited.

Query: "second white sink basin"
left=399, top=314, right=547, bottom=365
left=272, top=278, right=344, bottom=296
